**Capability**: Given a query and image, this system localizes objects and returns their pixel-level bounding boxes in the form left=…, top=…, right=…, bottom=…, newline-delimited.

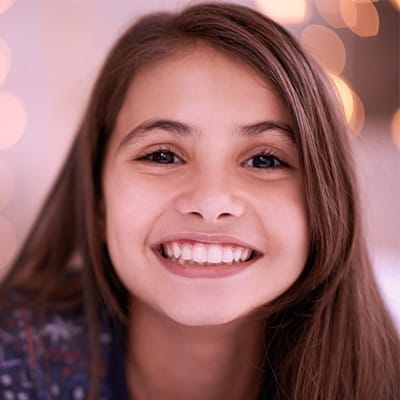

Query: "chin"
left=161, top=302, right=253, bottom=327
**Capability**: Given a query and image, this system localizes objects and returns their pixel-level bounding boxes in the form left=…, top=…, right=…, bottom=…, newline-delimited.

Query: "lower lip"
left=154, top=251, right=257, bottom=279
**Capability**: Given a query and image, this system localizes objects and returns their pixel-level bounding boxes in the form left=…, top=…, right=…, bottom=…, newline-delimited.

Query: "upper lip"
left=152, top=232, right=264, bottom=255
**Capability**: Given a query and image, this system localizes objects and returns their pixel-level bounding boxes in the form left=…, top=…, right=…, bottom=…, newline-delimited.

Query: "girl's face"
left=102, top=46, right=309, bottom=326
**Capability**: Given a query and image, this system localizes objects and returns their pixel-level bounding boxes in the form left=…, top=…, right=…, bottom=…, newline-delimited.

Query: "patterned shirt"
left=0, top=302, right=129, bottom=399
left=0, top=302, right=274, bottom=399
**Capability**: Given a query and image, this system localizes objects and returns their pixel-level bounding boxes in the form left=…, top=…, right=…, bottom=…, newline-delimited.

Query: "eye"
left=243, top=152, right=283, bottom=169
left=138, top=148, right=184, bottom=164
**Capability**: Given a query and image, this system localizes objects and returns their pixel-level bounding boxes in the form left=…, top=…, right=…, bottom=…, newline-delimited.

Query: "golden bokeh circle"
left=314, top=0, right=346, bottom=29
left=339, top=0, right=358, bottom=29
left=329, top=74, right=354, bottom=123
left=301, top=24, right=346, bottom=74
left=255, top=0, right=308, bottom=24
left=350, top=1, right=379, bottom=37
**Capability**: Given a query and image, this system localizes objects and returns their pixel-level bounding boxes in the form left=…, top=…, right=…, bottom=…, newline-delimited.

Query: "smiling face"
left=102, top=46, right=309, bottom=326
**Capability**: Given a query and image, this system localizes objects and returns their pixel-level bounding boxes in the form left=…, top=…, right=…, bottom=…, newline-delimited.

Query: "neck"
left=125, top=299, right=266, bottom=400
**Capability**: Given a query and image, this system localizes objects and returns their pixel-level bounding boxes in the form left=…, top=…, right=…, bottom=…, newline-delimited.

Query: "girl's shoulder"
left=0, top=297, right=114, bottom=399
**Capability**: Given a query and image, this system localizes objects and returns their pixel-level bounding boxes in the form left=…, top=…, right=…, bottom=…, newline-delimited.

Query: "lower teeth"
left=169, top=256, right=243, bottom=266
left=160, top=249, right=253, bottom=265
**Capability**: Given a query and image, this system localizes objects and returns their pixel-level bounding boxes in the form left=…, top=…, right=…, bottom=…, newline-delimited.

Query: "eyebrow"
left=118, top=118, right=295, bottom=151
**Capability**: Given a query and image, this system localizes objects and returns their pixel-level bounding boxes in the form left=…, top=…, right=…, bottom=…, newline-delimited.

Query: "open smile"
left=152, top=235, right=263, bottom=279
left=158, top=240, right=259, bottom=266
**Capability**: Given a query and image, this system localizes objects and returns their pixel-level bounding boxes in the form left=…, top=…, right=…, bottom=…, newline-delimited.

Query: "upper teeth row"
left=162, top=242, right=252, bottom=264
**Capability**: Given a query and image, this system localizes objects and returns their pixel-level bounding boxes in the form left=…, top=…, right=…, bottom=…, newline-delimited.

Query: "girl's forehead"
left=100, top=44, right=296, bottom=164
left=119, top=45, right=290, bottom=126
left=131, top=45, right=276, bottom=95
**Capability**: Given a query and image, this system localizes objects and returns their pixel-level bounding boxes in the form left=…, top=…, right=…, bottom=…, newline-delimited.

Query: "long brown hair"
left=1, top=3, right=399, bottom=399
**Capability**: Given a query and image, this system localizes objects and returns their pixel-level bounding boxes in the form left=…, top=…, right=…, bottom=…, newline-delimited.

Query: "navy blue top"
left=108, top=315, right=130, bottom=399
left=0, top=301, right=128, bottom=399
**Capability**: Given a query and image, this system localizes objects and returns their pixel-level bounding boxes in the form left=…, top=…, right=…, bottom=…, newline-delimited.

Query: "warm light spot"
left=301, top=25, right=346, bottom=74
left=348, top=90, right=365, bottom=135
left=350, top=1, right=379, bottom=37
left=0, top=0, right=14, bottom=14
left=389, top=0, right=400, bottom=11
left=0, top=38, right=12, bottom=85
left=314, top=0, right=346, bottom=28
left=0, top=215, right=17, bottom=273
left=340, top=0, right=358, bottom=28
left=0, top=91, right=27, bottom=150
left=0, top=160, right=14, bottom=211
left=330, top=74, right=365, bottom=135
left=255, top=0, right=309, bottom=24
left=329, top=74, right=354, bottom=124
left=391, top=108, right=400, bottom=149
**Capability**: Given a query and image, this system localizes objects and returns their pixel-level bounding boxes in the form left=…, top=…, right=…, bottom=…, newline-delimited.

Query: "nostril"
left=188, top=211, right=235, bottom=222
left=219, top=212, right=233, bottom=218
left=188, top=211, right=203, bottom=218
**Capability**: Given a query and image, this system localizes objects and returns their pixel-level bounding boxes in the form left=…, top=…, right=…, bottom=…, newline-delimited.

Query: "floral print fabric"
left=0, top=304, right=114, bottom=399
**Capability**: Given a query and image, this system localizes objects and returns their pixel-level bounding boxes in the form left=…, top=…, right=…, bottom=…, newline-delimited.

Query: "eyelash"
left=136, top=147, right=288, bottom=170
left=241, top=150, right=285, bottom=169
left=137, top=146, right=184, bottom=165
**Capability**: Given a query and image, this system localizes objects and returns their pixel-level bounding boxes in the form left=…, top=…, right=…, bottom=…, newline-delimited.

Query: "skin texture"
left=102, top=46, right=309, bottom=399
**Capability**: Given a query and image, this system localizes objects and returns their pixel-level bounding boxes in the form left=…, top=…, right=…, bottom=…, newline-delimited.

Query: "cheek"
left=104, top=173, right=165, bottom=234
left=274, top=198, right=308, bottom=252
left=102, top=171, right=179, bottom=278
left=255, top=178, right=307, bottom=227
left=254, top=179, right=309, bottom=263
left=102, top=177, right=159, bottom=295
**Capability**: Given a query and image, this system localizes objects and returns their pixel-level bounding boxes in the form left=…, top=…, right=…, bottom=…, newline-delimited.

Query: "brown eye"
left=243, top=153, right=282, bottom=169
left=139, top=149, right=183, bottom=164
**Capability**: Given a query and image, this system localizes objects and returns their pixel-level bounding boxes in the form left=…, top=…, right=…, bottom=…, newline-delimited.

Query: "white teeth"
left=165, top=243, right=174, bottom=258
left=161, top=241, right=255, bottom=266
left=233, top=247, right=242, bottom=262
left=181, top=245, right=192, bottom=261
left=193, top=244, right=207, bottom=263
left=240, top=248, right=250, bottom=262
left=173, top=242, right=181, bottom=259
left=222, top=247, right=233, bottom=263
left=208, top=245, right=222, bottom=264
left=178, top=257, right=185, bottom=264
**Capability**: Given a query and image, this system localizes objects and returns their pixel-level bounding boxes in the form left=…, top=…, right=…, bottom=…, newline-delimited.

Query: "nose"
left=175, top=169, right=246, bottom=223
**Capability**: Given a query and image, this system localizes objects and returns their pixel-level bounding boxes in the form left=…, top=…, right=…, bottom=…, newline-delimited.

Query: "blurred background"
left=0, top=0, right=399, bottom=327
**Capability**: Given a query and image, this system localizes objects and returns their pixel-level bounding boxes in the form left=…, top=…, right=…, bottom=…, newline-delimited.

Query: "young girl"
left=1, top=3, right=399, bottom=399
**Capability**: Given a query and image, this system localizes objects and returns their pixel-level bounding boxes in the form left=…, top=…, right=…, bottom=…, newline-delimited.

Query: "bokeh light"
left=255, top=0, right=309, bottom=24
left=301, top=24, right=346, bottom=74
left=316, top=0, right=380, bottom=35
left=330, top=74, right=354, bottom=123
left=0, top=215, right=17, bottom=273
left=0, top=160, right=14, bottom=211
left=0, top=91, right=27, bottom=150
left=349, top=1, right=379, bottom=37
left=314, top=0, right=346, bottom=28
left=330, top=74, right=365, bottom=135
left=0, top=0, right=14, bottom=14
left=389, top=0, right=400, bottom=11
left=339, top=0, right=358, bottom=29
left=391, top=108, right=400, bottom=149
left=348, top=90, right=365, bottom=135
left=0, top=38, right=12, bottom=85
